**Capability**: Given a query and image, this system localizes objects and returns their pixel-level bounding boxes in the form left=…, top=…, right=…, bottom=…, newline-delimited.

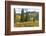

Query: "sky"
left=15, top=8, right=39, bottom=14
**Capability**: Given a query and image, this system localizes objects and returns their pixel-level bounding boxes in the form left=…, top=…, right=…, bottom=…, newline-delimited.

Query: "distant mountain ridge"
left=16, top=11, right=39, bottom=15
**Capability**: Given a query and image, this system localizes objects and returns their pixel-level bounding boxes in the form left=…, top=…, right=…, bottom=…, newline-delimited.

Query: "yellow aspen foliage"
left=16, top=15, right=21, bottom=19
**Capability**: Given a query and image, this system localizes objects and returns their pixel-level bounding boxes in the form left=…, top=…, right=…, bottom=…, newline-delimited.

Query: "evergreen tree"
left=25, top=12, right=28, bottom=21
left=35, top=14, right=39, bottom=20
left=21, top=8, right=24, bottom=22
left=14, top=8, right=16, bottom=23
left=25, top=12, right=29, bottom=21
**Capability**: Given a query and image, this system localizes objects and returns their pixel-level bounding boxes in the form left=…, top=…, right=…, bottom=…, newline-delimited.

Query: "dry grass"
left=14, top=21, right=39, bottom=27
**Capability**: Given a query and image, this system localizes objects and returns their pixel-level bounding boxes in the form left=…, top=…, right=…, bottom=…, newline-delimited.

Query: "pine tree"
left=21, top=8, right=24, bottom=22
left=14, top=8, right=16, bottom=23
left=25, top=12, right=28, bottom=21
left=25, top=9, right=29, bottom=21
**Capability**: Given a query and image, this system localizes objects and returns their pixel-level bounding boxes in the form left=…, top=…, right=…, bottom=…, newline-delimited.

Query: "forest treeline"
left=14, top=8, right=39, bottom=23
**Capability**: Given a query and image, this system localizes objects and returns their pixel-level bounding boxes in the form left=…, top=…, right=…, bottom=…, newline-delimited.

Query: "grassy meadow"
left=14, top=8, right=39, bottom=27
